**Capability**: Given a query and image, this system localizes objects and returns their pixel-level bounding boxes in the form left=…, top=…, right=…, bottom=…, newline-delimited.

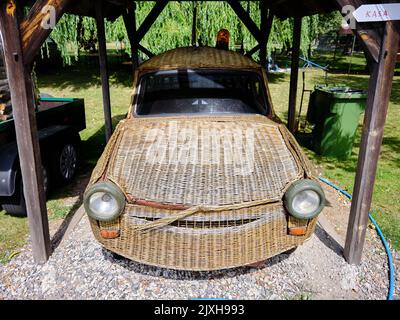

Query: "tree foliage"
left=48, top=1, right=343, bottom=65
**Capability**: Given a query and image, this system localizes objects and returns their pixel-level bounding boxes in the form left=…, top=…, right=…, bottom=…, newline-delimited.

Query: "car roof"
left=138, top=46, right=261, bottom=71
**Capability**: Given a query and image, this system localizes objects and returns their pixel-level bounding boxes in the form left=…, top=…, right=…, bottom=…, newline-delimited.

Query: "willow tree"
left=46, top=1, right=342, bottom=65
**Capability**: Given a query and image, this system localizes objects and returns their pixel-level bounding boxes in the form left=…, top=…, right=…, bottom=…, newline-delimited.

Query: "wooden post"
left=0, top=0, right=50, bottom=263
left=191, top=2, right=197, bottom=46
left=95, top=2, right=112, bottom=142
left=124, top=0, right=167, bottom=65
left=123, top=2, right=139, bottom=70
left=259, top=6, right=267, bottom=66
left=344, top=21, right=400, bottom=265
left=287, top=16, right=302, bottom=133
left=259, top=2, right=269, bottom=67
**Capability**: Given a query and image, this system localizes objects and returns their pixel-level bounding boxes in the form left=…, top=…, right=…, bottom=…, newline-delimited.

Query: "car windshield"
left=135, top=70, right=268, bottom=116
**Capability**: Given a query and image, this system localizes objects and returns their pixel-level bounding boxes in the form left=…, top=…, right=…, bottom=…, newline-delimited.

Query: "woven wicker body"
left=88, top=114, right=319, bottom=270
left=86, top=47, right=322, bottom=270
left=90, top=204, right=317, bottom=271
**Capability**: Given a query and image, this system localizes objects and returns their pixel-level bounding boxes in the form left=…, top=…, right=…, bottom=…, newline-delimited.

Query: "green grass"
left=1, top=52, right=399, bottom=262
left=274, top=50, right=400, bottom=75
left=0, top=54, right=132, bottom=262
left=268, top=69, right=400, bottom=249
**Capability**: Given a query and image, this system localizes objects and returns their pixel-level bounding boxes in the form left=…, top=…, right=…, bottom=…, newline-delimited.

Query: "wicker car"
left=84, top=47, right=325, bottom=271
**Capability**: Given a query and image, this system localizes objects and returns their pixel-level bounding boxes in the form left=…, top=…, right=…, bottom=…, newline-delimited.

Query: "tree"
left=46, top=1, right=342, bottom=65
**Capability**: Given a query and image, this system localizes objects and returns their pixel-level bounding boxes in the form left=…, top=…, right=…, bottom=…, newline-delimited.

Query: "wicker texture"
left=86, top=114, right=323, bottom=270
left=107, top=115, right=302, bottom=207
left=90, top=205, right=318, bottom=271
left=85, top=47, right=322, bottom=270
left=138, top=47, right=260, bottom=71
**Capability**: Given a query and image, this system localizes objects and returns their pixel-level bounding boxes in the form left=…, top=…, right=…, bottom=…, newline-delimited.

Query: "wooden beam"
left=138, top=44, right=154, bottom=58
left=122, top=2, right=139, bottom=70
left=0, top=0, right=50, bottom=263
left=135, top=0, right=168, bottom=44
left=20, top=0, right=70, bottom=66
left=287, top=16, right=302, bottom=133
left=227, top=0, right=263, bottom=42
left=95, top=1, right=112, bottom=142
left=344, top=21, right=400, bottom=265
left=245, top=44, right=261, bottom=57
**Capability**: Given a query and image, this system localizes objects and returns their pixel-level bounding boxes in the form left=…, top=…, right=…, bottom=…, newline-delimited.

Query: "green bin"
left=307, top=85, right=367, bottom=159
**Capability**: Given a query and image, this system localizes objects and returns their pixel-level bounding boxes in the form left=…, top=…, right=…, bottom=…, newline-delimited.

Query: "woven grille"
left=90, top=204, right=318, bottom=270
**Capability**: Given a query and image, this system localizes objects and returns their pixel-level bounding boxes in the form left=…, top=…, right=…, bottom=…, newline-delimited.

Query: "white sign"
left=353, top=3, right=400, bottom=22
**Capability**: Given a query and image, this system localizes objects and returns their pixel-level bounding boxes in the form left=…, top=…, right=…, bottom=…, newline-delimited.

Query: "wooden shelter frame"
left=0, top=0, right=398, bottom=265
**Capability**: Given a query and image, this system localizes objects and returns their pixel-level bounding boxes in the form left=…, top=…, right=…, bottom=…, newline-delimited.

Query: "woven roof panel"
left=138, top=47, right=261, bottom=71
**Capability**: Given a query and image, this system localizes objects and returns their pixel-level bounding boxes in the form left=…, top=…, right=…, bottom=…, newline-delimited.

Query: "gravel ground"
left=0, top=185, right=398, bottom=300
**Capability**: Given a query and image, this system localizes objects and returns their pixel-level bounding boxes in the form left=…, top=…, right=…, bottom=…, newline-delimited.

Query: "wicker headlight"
left=84, top=181, right=125, bottom=221
left=284, top=179, right=325, bottom=220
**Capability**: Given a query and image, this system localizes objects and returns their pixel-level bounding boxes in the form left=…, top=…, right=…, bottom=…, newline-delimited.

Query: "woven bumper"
left=89, top=203, right=317, bottom=271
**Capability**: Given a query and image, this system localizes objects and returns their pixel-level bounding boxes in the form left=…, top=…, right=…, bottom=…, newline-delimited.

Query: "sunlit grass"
left=269, top=68, right=400, bottom=249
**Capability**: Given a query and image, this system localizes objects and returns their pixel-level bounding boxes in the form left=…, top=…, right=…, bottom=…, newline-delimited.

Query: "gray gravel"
left=0, top=210, right=398, bottom=300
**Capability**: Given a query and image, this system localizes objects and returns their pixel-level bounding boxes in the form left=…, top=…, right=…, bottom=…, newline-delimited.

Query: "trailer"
left=0, top=33, right=86, bottom=216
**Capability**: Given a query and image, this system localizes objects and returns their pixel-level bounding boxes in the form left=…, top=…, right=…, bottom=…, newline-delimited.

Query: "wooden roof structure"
left=21, top=0, right=338, bottom=19
left=0, top=0, right=399, bottom=267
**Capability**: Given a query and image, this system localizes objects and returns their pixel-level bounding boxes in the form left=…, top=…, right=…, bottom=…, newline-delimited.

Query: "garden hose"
left=319, top=177, right=395, bottom=300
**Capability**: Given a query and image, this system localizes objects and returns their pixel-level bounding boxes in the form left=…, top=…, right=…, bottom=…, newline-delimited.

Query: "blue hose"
left=318, top=177, right=395, bottom=300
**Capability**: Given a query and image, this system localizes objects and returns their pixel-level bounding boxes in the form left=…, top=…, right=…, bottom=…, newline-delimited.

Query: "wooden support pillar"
left=123, top=2, right=139, bottom=70
left=259, top=8, right=267, bottom=66
left=191, top=2, right=197, bottom=46
left=344, top=21, right=400, bottom=265
left=0, top=1, right=50, bottom=263
left=287, top=16, right=302, bottom=133
left=259, top=1, right=269, bottom=67
left=95, top=2, right=112, bottom=142
left=124, top=0, right=167, bottom=68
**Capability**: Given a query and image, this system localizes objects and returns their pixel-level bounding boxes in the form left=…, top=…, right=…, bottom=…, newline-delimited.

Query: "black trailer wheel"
left=50, top=141, right=79, bottom=186
left=2, top=167, right=49, bottom=216
left=1, top=182, right=26, bottom=216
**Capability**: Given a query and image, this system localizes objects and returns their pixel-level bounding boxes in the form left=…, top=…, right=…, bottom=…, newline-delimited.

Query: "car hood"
left=100, top=115, right=305, bottom=207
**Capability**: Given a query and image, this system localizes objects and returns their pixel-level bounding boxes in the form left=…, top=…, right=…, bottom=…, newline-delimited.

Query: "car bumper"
left=89, top=202, right=318, bottom=271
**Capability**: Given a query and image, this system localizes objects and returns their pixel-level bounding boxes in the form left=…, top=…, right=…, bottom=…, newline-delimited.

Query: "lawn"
left=268, top=68, right=400, bottom=250
left=0, top=52, right=399, bottom=262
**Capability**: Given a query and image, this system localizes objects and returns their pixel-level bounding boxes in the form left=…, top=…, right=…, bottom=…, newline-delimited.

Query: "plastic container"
left=307, top=85, right=367, bottom=159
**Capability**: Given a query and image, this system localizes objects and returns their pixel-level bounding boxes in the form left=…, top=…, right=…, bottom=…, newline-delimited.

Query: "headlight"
left=284, top=179, right=325, bottom=220
left=84, top=181, right=125, bottom=221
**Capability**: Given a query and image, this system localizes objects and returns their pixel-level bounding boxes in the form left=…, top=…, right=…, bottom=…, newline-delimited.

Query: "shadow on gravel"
left=101, top=247, right=293, bottom=281
left=314, top=224, right=344, bottom=258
